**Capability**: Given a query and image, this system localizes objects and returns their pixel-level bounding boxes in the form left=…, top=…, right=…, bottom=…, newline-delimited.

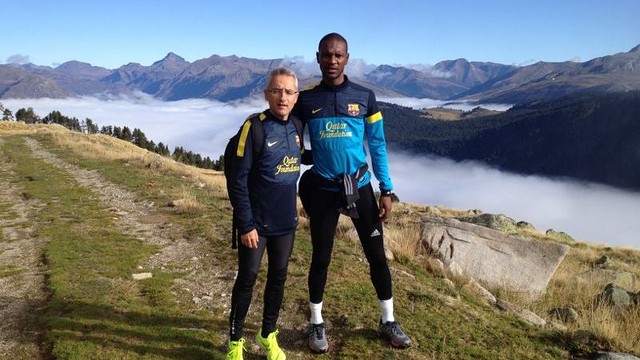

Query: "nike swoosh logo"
left=267, top=141, right=278, bottom=147
left=312, top=108, right=322, bottom=114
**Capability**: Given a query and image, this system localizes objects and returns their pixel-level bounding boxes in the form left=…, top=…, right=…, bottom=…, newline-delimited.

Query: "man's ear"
left=316, top=51, right=320, bottom=64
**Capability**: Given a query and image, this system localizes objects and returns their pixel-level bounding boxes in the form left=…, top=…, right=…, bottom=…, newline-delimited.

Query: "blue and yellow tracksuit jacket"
left=228, top=111, right=301, bottom=236
left=293, top=75, right=394, bottom=192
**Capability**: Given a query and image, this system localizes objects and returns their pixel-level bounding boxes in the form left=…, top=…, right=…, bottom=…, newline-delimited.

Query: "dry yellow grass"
left=0, top=121, right=68, bottom=134
left=421, top=107, right=504, bottom=121
left=384, top=223, right=422, bottom=262
left=42, top=125, right=229, bottom=199
left=170, top=187, right=206, bottom=215
left=537, top=244, right=640, bottom=352
left=423, top=107, right=465, bottom=121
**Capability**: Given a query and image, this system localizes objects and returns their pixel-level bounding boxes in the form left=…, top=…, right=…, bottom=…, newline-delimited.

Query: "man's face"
left=264, top=74, right=298, bottom=120
left=316, top=37, right=349, bottom=84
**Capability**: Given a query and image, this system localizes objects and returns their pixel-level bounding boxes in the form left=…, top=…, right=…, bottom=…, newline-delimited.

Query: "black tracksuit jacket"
left=228, top=110, right=302, bottom=236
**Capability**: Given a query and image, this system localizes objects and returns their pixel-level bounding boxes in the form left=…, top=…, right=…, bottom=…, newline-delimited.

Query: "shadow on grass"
left=45, top=301, right=432, bottom=360
left=45, top=299, right=227, bottom=359
left=0, top=295, right=50, bottom=359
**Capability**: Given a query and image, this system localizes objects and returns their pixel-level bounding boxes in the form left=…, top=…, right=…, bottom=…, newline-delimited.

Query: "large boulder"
left=421, top=216, right=569, bottom=297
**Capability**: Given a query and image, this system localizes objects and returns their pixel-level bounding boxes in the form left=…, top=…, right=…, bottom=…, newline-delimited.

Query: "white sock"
left=310, top=302, right=324, bottom=324
left=379, top=298, right=395, bottom=323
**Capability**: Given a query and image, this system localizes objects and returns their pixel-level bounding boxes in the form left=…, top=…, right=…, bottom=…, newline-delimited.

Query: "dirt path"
left=0, top=137, right=232, bottom=359
left=0, top=137, right=48, bottom=359
left=23, top=138, right=231, bottom=310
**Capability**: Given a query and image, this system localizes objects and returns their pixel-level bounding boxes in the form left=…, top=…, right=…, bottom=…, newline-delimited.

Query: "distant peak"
left=629, top=44, right=640, bottom=53
left=164, top=52, right=184, bottom=60
left=56, top=60, right=105, bottom=71
left=153, top=52, right=188, bottom=66
left=58, top=60, right=92, bottom=67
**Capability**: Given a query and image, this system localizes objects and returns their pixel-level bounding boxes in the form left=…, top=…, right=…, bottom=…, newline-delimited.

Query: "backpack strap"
left=249, top=112, right=266, bottom=156
left=235, top=112, right=266, bottom=158
left=230, top=112, right=266, bottom=249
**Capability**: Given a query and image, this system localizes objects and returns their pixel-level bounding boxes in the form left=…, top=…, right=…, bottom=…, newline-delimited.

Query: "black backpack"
left=224, top=112, right=303, bottom=248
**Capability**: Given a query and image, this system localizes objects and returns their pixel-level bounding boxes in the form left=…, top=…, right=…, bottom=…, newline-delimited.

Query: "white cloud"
left=3, top=96, right=638, bottom=250
left=3, top=94, right=264, bottom=159
left=6, top=54, right=31, bottom=64
left=441, top=102, right=513, bottom=112
left=387, top=150, right=640, bottom=249
left=379, top=97, right=447, bottom=109
left=380, top=97, right=513, bottom=112
left=275, top=56, right=377, bottom=80
left=345, top=58, right=378, bottom=78
left=404, top=63, right=455, bottom=79
left=277, top=56, right=320, bottom=79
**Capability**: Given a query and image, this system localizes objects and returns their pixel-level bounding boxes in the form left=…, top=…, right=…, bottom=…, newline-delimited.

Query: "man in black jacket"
left=226, top=67, right=301, bottom=360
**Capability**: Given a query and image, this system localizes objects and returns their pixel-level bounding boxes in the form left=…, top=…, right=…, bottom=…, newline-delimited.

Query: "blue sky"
left=4, top=0, right=639, bottom=69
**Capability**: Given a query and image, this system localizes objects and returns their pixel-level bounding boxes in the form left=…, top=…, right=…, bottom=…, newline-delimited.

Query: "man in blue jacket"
left=294, top=33, right=412, bottom=353
left=226, top=67, right=302, bottom=360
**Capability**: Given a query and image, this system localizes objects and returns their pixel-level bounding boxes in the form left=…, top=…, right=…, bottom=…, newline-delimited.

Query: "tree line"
left=0, top=103, right=221, bottom=170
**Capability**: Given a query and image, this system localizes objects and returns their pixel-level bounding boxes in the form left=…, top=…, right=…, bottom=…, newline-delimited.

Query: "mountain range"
left=1, top=44, right=639, bottom=104
left=3, top=45, right=640, bottom=192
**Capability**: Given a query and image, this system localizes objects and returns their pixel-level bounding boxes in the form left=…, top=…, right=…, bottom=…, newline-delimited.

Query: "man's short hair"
left=265, top=67, right=298, bottom=90
left=318, top=32, right=348, bottom=52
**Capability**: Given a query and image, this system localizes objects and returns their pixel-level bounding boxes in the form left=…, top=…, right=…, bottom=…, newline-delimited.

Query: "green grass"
left=1, top=135, right=225, bottom=359
left=0, top=185, right=19, bottom=245
left=2, top=129, right=624, bottom=359
left=0, top=264, right=23, bottom=277
left=0, top=200, right=18, bottom=220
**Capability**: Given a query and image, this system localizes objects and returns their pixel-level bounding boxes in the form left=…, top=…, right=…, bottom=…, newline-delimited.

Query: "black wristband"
left=380, top=189, right=394, bottom=197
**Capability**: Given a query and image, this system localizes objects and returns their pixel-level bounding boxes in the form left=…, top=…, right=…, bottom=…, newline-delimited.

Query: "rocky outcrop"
left=421, top=216, right=569, bottom=297
left=455, top=213, right=518, bottom=234
left=590, top=352, right=640, bottom=360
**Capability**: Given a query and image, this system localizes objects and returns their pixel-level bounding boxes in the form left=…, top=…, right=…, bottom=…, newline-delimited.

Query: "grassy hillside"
left=1, top=121, right=639, bottom=359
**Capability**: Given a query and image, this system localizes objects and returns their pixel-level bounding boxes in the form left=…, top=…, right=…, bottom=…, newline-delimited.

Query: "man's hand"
left=378, top=195, right=392, bottom=222
left=240, top=229, right=259, bottom=248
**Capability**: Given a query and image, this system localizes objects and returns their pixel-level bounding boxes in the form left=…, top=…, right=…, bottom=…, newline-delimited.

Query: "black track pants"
left=228, top=232, right=294, bottom=341
left=300, top=181, right=392, bottom=304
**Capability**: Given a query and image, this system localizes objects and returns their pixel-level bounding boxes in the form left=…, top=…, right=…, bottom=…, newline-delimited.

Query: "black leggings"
left=228, top=232, right=294, bottom=341
left=301, top=181, right=392, bottom=304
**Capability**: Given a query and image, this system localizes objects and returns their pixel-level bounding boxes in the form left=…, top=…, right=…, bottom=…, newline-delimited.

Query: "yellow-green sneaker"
left=255, top=329, right=286, bottom=360
left=226, top=338, right=245, bottom=360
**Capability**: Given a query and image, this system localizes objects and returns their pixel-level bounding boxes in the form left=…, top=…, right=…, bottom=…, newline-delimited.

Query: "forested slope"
left=382, top=91, right=640, bottom=191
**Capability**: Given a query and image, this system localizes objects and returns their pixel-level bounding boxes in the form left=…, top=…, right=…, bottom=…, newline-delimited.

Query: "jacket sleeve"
left=229, top=120, right=256, bottom=234
left=364, top=91, right=394, bottom=191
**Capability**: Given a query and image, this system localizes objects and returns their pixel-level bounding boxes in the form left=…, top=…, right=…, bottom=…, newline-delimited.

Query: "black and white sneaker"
left=308, top=322, right=329, bottom=353
left=379, top=321, right=412, bottom=349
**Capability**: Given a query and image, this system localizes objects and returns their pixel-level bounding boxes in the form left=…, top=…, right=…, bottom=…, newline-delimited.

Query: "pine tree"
left=15, top=107, right=40, bottom=123
left=121, top=126, right=132, bottom=141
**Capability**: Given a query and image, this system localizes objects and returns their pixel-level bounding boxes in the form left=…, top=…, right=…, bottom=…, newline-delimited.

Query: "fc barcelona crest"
left=347, top=103, right=360, bottom=116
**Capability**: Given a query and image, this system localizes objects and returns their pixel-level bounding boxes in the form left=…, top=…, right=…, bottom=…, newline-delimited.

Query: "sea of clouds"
left=4, top=94, right=639, bottom=250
